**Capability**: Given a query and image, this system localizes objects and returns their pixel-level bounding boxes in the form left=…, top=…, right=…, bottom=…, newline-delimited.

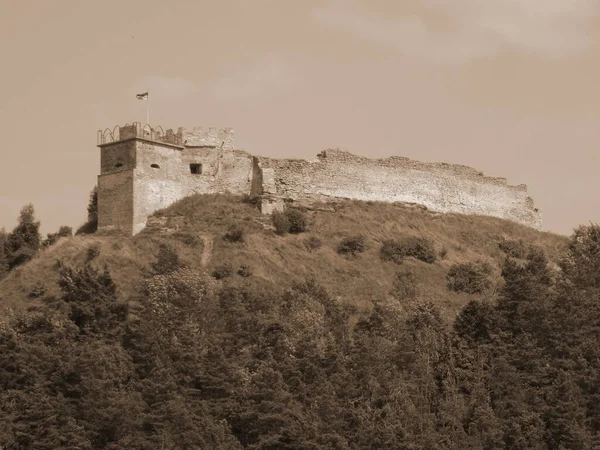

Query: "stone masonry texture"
left=97, top=124, right=542, bottom=235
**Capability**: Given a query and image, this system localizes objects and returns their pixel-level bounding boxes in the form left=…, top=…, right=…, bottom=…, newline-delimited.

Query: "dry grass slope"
left=0, top=194, right=567, bottom=321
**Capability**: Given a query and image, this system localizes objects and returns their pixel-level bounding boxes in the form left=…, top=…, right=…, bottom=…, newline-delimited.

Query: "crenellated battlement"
left=96, top=124, right=542, bottom=235
left=97, top=123, right=235, bottom=149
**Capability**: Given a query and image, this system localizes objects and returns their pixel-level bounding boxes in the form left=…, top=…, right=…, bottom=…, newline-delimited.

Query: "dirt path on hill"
left=201, top=234, right=214, bottom=267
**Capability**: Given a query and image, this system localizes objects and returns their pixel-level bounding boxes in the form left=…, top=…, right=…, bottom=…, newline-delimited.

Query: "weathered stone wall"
left=97, top=170, right=133, bottom=234
left=97, top=125, right=542, bottom=235
left=132, top=141, right=185, bottom=234
left=100, top=141, right=136, bottom=174
left=258, top=149, right=542, bottom=229
left=182, top=127, right=234, bottom=149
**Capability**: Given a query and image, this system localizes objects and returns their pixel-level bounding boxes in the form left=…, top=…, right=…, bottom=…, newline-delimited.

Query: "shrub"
left=237, top=264, right=252, bottom=277
left=439, top=247, right=448, bottom=260
left=224, top=224, right=245, bottom=243
left=272, top=211, right=291, bottom=235
left=86, top=244, right=100, bottom=262
left=29, top=283, right=47, bottom=299
left=174, top=232, right=202, bottom=248
left=151, top=243, right=181, bottom=275
left=337, top=235, right=366, bottom=256
left=304, top=236, right=322, bottom=252
left=498, top=239, right=527, bottom=258
left=446, top=261, right=493, bottom=294
left=285, top=208, right=308, bottom=234
left=390, top=268, right=419, bottom=302
left=212, top=263, right=233, bottom=280
left=380, top=236, right=437, bottom=264
left=42, top=225, right=73, bottom=248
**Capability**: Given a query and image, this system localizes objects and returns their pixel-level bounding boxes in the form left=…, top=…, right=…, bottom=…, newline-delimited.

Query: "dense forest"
left=1, top=195, right=599, bottom=449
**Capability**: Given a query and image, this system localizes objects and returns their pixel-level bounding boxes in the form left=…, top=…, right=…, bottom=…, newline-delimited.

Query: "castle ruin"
left=96, top=123, right=542, bottom=235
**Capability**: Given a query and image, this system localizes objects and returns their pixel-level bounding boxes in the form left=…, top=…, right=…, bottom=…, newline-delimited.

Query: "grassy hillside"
left=0, top=194, right=567, bottom=321
left=6, top=194, right=600, bottom=449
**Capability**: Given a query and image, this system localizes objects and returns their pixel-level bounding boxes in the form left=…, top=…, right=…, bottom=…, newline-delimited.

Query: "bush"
left=237, top=264, right=252, bottom=277
left=212, top=263, right=233, bottom=280
left=285, top=208, right=308, bottom=234
left=224, top=224, right=245, bottom=243
left=446, top=261, right=493, bottom=294
left=42, top=226, right=73, bottom=248
left=337, top=235, right=366, bottom=256
left=304, top=236, right=322, bottom=252
left=151, top=243, right=181, bottom=275
left=390, top=268, right=419, bottom=302
left=439, top=247, right=448, bottom=260
left=380, top=236, right=437, bottom=264
left=86, top=244, right=100, bottom=262
left=271, top=208, right=308, bottom=235
left=272, top=211, right=291, bottom=235
left=498, top=239, right=527, bottom=258
left=29, top=283, right=47, bottom=299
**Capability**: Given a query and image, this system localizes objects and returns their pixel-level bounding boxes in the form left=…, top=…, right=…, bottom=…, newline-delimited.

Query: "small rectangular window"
left=190, top=163, right=202, bottom=174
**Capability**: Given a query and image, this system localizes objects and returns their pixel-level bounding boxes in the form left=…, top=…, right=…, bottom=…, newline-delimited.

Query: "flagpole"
left=146, top=91, right=150, bottom=125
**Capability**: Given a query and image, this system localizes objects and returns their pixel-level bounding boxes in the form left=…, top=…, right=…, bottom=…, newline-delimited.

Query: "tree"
left=76, top=186, right=98, bottom=234
left=42, top=225, right=73, bottom=248
left=560, top=224, right=600, bottom=289
left=6, top=203, right=41, bottom=269
left=0, top=228, right=8, bottom=278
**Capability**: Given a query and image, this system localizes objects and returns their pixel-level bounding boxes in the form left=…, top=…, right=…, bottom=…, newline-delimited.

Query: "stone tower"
left=97, top=123, right=251, bottom=235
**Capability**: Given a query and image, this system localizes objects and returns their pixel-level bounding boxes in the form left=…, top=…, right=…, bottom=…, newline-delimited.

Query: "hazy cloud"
left=210, top=55, right=296, bottom=100
left=313, top=0, right=600, bottom=63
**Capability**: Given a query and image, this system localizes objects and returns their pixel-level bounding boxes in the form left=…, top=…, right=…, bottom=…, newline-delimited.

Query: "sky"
left=1, top=0, right=599, bottom=236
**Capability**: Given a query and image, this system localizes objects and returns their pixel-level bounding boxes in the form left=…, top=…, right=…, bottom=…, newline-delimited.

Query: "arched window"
left=151, top=164, right=160, bottom=169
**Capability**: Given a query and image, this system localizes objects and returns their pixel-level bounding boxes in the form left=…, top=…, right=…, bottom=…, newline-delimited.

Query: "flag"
left=136, top=92, right=148, bottom=100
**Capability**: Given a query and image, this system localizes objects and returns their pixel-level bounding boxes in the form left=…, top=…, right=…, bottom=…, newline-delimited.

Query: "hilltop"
left=0, top=194, right=565, bottom=319
left=4, top=195, right=600, bottom=449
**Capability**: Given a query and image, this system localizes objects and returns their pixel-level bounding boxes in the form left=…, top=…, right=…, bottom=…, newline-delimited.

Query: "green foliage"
left=390, top=268, right=419, bottom=302
left=560, top=223, right=600, bottom=288
left=304, top=235, right=322, bottom=252
left=88, top=185, right=98, bottom=223
left=237, top=264, right=252, bottom=277
left=151, top=243, right=181, bottom=275
left=42, top=225, right=73, bottom=248
left=57, top=263, right=125, bottom=335
left=271, top=210, right=291, bottom=235
left=271, top=208, right=308, bottom=235
left=453, top=299, right=497, bottom=342
left=3, top=204, right=600, bottom=449
left=86, top=244, right=100, bottom=262
left=212, top=263, right=233, bottom=280
left=337, top=235, right=366, bottom=256
left=0, top=229, right=8, bottom=279
left=380, top=236, right=437, bottom=264
left=446, top=260, right=493, bottom=294
left=28, top=282, right=46, bottom=298
left=76, top=186, right=98, bottom=235
left=285, top=207, right=308, bottom=234
left=498, top=238, right=528, bottom=258
left=6, top=203, right=41, bottom=269
left=224, top=223, right=245, bottom=243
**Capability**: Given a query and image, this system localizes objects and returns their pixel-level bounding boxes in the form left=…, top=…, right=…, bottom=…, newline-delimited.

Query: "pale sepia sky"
left=1, top=0, right=599, bottom=235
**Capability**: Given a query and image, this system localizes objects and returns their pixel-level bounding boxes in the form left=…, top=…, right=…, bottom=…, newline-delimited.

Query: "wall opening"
left=115, top=163, right=123, bottom=168
left=151, top=164, right=160, bottom=169
left=190, top=163, right=202, bottom=174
